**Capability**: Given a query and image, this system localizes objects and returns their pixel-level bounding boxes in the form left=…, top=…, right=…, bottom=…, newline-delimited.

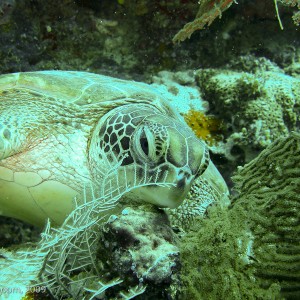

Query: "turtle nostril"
left=176, top=178, right=186, bottom=189
left=178, top=167, right=192, bottom=181
left=176, top=168, right=194, bottom=190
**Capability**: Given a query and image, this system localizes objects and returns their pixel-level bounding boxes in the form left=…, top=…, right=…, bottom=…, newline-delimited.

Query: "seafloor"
left=0, top=0, right=299, bottom=299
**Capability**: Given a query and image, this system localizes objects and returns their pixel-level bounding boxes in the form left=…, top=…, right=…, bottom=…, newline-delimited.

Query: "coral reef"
left=1, top=88, right=299, bottom=299
left=0, top=0, right=298, bottom=77
left=0, top=1, right=299, bottom=299
left=197, top=60, right=300, bottom=162
left=150, top=61, right=300, bottom=166
left=150, top=63, right=300, bottom=185
left=179, top=132, right=300, bottom=299
left=150, top=62, right=300, bottom=185
left=0, top=0, right=196, bottom=76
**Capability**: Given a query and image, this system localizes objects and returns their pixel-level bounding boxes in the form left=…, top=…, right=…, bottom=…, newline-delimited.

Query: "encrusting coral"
left=197, top=64, right=300, bottom=162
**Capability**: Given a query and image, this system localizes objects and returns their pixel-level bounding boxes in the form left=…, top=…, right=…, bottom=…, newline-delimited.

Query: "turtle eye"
left=135, top=126, right=155, bottom=161
left=140, top=136, right=149, bottom=156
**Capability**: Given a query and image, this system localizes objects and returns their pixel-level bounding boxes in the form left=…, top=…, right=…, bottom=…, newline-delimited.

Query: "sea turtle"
left=0, top=71, right=228, bottom=226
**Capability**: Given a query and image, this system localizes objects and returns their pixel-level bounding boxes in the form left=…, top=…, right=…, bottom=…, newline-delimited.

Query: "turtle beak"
left=160, top=166, right=194, bottom=208
left=176, top=166, right=193, bottom=188
left=201, top=160, right=229, bottom=198
left=134, top=166, right=194, bottom=209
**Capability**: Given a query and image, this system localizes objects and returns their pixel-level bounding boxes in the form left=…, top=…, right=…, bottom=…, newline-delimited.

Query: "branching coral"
left=173, top=0, right=300, bottom=43
left=173, top=0, right=235, bottom=43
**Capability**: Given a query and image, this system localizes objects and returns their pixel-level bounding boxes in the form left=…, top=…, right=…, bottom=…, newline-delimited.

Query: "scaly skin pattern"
left=0, top=71, right=227, bottom=227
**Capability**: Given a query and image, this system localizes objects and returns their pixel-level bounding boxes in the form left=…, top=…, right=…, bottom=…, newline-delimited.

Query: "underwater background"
left=0, top=1, right=299, bottom=299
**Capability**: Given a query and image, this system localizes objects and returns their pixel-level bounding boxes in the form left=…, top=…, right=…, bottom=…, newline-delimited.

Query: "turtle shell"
left=0, top=71, right=185, bottom=226
left=0, top=71, right=177, bottom=115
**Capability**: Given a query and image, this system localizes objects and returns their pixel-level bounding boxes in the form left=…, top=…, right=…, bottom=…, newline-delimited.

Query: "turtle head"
left=90, top=104, right=225, bottom=208
left=129, top=113, right=210, bottom=208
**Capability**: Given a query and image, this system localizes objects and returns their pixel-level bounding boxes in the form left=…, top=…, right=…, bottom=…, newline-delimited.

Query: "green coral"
left=179, top=204, right=281, bottom=299
left=179, top=132, right=300, bottom=299
left=232, top=131, right=300, bottom=299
